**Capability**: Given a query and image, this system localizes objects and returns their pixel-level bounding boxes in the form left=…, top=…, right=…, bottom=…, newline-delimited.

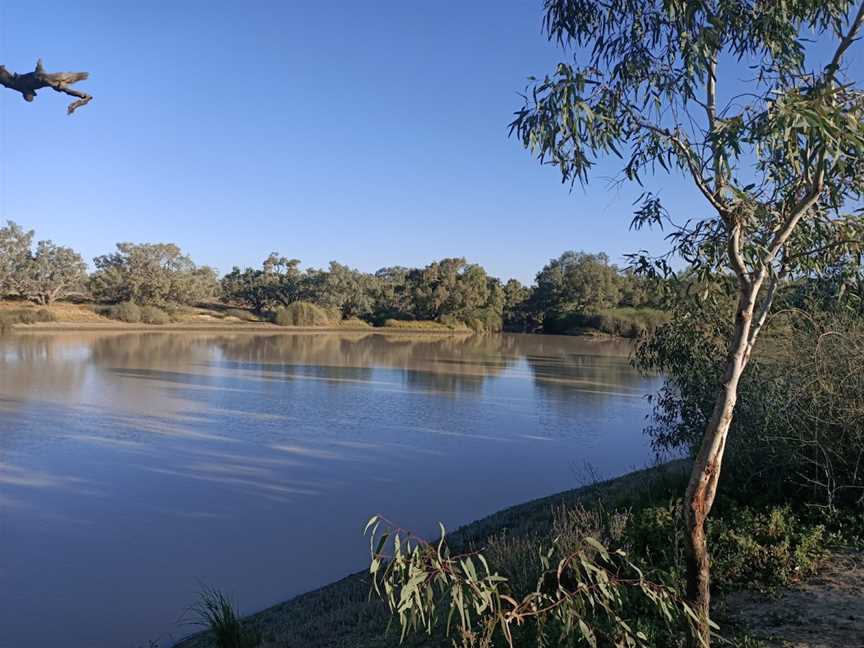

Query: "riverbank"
left=172, top=461, right=689, bottom=648
left=170, top=454, right=863, bottom=648
left=9, top=321, right=473, bottom=334
left=0, top=301, right=475, bottom=334
left=0, top=300, right=664, bottom=338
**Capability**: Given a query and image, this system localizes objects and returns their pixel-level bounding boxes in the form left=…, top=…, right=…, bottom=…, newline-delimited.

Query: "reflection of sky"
left=0, top=332, right=661, bottom=648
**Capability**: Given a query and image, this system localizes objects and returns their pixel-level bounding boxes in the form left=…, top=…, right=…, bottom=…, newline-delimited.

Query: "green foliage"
left=272, top=301, right=334, bottom=327
left=0, top=221, right=33, bottom=295
left=546, top=308, right=668, bottom=338
left=223, top=308, right=259, bottom=322
left=709, top=507, right=825, bottom=591
left=637, top=302, right=864, bottom=512
left=106, top=301, right=142, bottom=323
left=91, top=242, right=217, bottom=306
left=626, top=501, right=826, bottom=593
left=340, top=317, right=372, bottom=329
left=0, top=221, right=87, bottom=304
left=531, top=251, right=622, bottom=317
left=189, top=587, right=262, bottom=648
left=365, top=515, right=702, bottom=648
left=140, top=305, right=171, bottom=325
left=382, top=319, right=467, bottom=331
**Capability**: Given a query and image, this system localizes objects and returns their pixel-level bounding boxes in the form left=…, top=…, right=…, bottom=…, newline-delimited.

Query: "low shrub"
left=384, top=318, right=468, bottom=331
left=627, top=500, right=827, bottom=591
left=107, top=302, right=142, bottom=323
left=0, top=308, right=57, bottom=333
left=271, top=301, right=333, bottom=327
left=223, top=308, right=258, bottom=322
left=140, top=305, right=171, bottom=325
left=161, top=303, right=192, bottom=321
left=339, top=317, right=371, bottom=329
left=709, top=505, right=826, bottom=590
left=545, top=307, right=668, bottom=338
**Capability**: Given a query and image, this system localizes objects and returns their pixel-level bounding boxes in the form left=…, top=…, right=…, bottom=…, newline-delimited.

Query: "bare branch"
left=0, top=59, right=92, bottom=114
left=825, top=1, right=864, bottom=83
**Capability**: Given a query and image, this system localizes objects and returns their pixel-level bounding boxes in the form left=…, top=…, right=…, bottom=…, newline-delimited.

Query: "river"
left=0, top=331, right=661, bottom=647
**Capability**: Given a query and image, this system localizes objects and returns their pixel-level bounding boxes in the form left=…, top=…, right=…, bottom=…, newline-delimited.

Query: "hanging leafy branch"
left=507, top=2, right=864, bottom=642
left=0, top=59, right=91, bottom=114
left=365, top=515, right=707, bottom=648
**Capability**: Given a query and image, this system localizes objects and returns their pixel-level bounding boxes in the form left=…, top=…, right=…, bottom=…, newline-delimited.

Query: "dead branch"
left=0, top=59, right=91, bottom=114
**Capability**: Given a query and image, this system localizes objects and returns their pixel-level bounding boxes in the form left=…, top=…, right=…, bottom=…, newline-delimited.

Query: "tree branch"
left=825, top=0, right=864, bottom=83
left=0, top=59, right=92, bottom=114
left=625, top=107, right=728, bottom=216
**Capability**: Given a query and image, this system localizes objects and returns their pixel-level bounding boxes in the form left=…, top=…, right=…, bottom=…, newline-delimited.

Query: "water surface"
left=0, top=331, right=660, bottom=647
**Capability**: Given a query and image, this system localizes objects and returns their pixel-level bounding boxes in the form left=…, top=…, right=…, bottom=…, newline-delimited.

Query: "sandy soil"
left=725, top=550, right=864, bottom=647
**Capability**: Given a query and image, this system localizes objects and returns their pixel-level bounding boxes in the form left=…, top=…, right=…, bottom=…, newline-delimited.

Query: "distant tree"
left=532, top=251, right=622, bottom=319
left=91, top=242, right=216, bottom=305
left=16, top=240, right=87, bottom=305
left=304, top=261, right=374, bottom=319
left=221, top=266, right=271, bottom=311
left=502, top=278, right=532, bottom=328
left=510, top=1, right=864, bottom=640
left=0, top=221, right=33, bottom=296
left=403, top=258, right=503, bottom=329
left=262, top=254, right=304, bottom=307
left=221, top=253, right=302, bottom=311
left=370, top=266, right=412, bottom=322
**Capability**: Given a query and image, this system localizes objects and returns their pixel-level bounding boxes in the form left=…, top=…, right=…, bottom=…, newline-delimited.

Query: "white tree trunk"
left=684, top=283, right=759, bottom=645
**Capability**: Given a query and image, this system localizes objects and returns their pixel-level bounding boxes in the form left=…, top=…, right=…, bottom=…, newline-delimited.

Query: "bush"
left=465, top=309, right=503, bottom=333
left=223, top=308, right=258, bottom=322
left=339, top=317, right=371, bottom=329
left=161, top=303, right=192, bottom=321
left=16, top=309, right=56, bottom=324
left=710, top=505, right=826, bottom=590
left=140, top=305, right=171, bottom=325
left=639, top=310, right=864, bottom=512
left=107, top=302, right=142, bottom=323
left=383, top=318, right=468, bottom=331
left=544, top=307, right=668, bottom=338
left=271, top=301, right=333, bottom=327
left=627, top=501, right=826, bottom=591
left=0, top=308, right=57, bottom=333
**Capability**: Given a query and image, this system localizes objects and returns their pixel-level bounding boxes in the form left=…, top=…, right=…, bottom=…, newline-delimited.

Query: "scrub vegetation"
left=0, top=220, right=669, bottom=336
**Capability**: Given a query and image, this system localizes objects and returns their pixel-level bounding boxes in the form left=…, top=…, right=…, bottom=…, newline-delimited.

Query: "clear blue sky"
left=0, top=1, right=761, bottom=284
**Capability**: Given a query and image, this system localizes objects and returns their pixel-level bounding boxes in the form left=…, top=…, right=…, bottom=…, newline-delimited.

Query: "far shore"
left=9, top=321, right=477, bottom=334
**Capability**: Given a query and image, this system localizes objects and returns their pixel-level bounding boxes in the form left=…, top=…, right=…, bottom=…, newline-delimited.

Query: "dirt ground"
left=725, top=550, right=864, bottom=647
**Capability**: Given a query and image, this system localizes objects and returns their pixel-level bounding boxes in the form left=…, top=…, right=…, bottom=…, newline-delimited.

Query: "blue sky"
left=0, top=1, right=850, bottom=285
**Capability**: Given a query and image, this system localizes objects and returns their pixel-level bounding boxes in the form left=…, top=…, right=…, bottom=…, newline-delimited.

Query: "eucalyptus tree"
left=16, top=240, right=87, bottom=305
left=509, top=0, right=864, bottom=641
left=0, top=221, right=33, bottom=295
left=304, top=261, right=374, bottom=318
left=502, top=278, right=532, bottom=328
left=532, top=251, right=622, bottom=318
left=91, top=242, right=216, bottom=305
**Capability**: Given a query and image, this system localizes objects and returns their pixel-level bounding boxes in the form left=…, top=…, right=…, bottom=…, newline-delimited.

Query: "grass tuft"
left=189, top=586, right=262, bottom=648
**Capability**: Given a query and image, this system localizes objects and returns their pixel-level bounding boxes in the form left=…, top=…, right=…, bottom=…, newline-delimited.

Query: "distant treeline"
left=1, top=220, right=860, bottom=334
